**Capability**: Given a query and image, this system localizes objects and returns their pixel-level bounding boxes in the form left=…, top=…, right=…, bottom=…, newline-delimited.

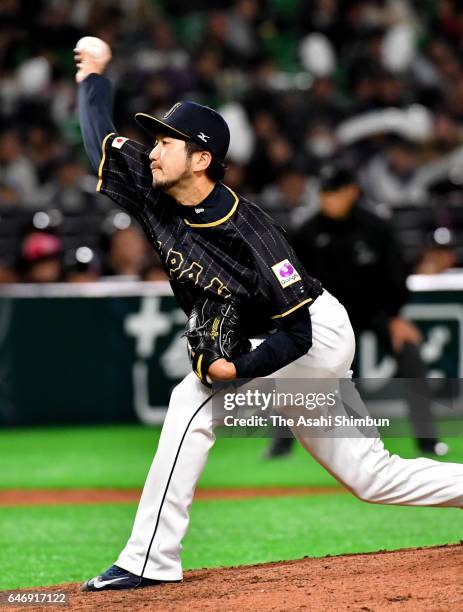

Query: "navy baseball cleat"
left=81, top=564, right=168, bottom=591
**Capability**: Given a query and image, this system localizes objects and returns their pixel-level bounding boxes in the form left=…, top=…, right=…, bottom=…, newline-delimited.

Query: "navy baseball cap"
left=135, top=101, right=230, bottom=161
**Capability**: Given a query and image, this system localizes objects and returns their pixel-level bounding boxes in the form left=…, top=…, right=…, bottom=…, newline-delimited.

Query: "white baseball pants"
left=116, top=291, right=463, bottom=580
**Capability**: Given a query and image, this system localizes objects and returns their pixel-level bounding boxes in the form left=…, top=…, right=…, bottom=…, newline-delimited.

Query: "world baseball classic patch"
left=271, top=259, right=302, bottom=288
left=112, top=136, right=129, bottom=149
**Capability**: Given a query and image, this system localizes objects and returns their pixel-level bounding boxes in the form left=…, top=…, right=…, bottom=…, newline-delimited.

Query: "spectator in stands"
left=415, top=229, right=458, bottom=274
left=19, top=231, right=63, bottom=283
left=225, top=0, right=264, bottom=67
left=360, top=137, right=423, bottom=207
left=3, top=1, right=463, bottom=281
left=360, top=135, right=463, bottom=209
left=0, top=256, right=18, bottom=283
left=140, top=253, right=168, bottom=282
left=197, top=10, right=250, bottom=70
left=0, top=130, right=39, bottom=206
left=348, top=69, right=379, bottom=113
left=415, top=245, right=457, bottom=274
left=431, top=1, right=463, bottom=48
left=38, top=155, right=98, bottom=212
left=301, top=120, right=339, bottom=174
left=245, top=113, right=294, bottom=192
left=375, top=71, right=410, bottom=109
left=132, top=19, right=189, bottom=74
left=188, top=48, right=221, bottom=105
left=64, top=246, right=101, bottom=283
left=412, top=39, right=461, bottom=95
left=299, top=0, right=344, bottom=53
left=222, top=160, right=246, bottom=193
left=301, top=77, right=345, bottom=131
left=105, top=225, right=148, bottom=278
left=0, top=177, right=20, bottom=206
left=260, top=164, right=318, bottom=231
left=25, top=125, right=66, bottom=186
left=442, top=72, right=463, bottom=124
left=265, top=166, right=447, bottom=458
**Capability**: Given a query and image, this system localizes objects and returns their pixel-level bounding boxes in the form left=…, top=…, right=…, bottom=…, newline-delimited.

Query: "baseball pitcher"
left=74, top=40, right=463, bottom=592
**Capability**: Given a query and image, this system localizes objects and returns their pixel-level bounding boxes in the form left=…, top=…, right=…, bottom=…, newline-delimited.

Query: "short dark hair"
left=185, top=140, right=227, bottom=182
left=319, top=166, right=356, bottom=192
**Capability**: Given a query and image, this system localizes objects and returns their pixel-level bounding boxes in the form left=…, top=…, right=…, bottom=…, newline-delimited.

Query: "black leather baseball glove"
left=184, top=298, right=251, bottom=386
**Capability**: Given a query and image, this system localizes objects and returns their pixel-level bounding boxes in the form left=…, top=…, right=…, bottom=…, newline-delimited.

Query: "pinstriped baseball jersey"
left=97, top=133, right=323, bottom=335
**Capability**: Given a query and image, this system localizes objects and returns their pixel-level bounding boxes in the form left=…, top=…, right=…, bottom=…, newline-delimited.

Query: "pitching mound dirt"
left=9, top=544, right=463, bottom=612
left=0, top=486, right=345, bottom=506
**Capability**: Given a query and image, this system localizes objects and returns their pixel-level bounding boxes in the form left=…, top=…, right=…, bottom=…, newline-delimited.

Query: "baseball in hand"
left=75, top=36, right=111, bottom=60
left=74, top=36, right=112, bottom=83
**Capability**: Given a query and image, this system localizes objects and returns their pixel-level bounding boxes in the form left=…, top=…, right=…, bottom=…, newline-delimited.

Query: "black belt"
left=309, top=278, right=324, bottom=305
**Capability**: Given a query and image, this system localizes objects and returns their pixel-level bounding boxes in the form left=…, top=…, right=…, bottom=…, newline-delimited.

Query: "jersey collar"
left=182, top=183, right=239, bottom=228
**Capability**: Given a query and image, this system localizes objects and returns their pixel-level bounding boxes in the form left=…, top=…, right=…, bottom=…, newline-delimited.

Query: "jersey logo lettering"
left=271, top=259, right=302, bottom=288
left=205, top=277, right=231, bottom=298
left=112, top=137, right=128, bottom=149
left=167, top=248, right=184, bottom=273
left=197, top=132, right=210, bottom=142
left=161, top=241, right=231, bottom=298
left=177, top=261, right=203, bottom=284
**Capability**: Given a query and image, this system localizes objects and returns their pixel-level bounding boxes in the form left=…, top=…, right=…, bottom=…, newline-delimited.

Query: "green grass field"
left=3, top=423, right=463, bottom=489
left=1, top=425, right=462, bottom=589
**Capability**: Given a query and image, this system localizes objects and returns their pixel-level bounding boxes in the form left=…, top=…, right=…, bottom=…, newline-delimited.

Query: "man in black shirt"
left=75, top=41, right=463, bottom=593
left=266, top=167, right=446, bottom=458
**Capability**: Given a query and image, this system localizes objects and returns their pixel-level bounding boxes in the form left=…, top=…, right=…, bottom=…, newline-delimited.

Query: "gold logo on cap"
left=163, top=102, right=182, bottom=119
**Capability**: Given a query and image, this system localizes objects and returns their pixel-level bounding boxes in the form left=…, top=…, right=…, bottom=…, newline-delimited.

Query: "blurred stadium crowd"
left=1, top=0, right=463, bottom=282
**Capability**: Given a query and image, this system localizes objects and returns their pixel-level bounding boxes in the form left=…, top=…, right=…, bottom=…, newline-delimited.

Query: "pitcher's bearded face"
left=149, top=136, right=193, bottom=190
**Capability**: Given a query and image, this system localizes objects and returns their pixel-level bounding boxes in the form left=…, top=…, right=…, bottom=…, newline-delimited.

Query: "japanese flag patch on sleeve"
left=271, top=259, right=302, bottom=288
left=111, top=136, right=129, bottom=149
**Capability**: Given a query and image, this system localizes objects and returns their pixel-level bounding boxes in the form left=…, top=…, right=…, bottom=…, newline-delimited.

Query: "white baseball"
left=75, top=36, right=111, bottom=61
